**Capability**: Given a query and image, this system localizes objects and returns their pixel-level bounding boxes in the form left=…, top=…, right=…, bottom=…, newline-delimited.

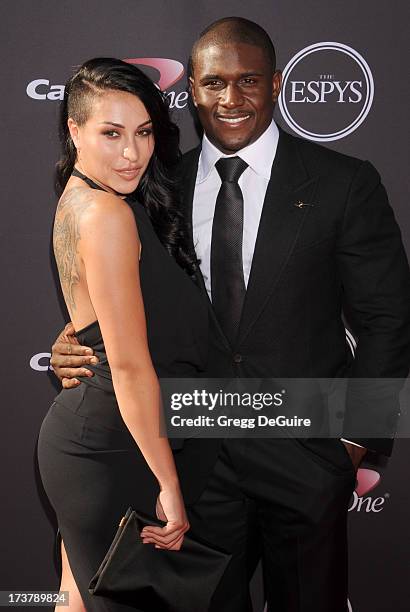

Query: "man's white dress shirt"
left=193, top=120, right=279, bottom=299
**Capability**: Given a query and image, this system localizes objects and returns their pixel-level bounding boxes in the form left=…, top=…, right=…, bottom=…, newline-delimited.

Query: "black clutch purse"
left=88, top=508, right=231, bottom=612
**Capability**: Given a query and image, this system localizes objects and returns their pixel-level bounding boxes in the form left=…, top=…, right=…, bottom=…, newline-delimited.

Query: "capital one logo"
left=26, top=58, right=188, bottom=108
left=350, top=468, right=387, bottom=512
left=30, top=352, right=52, bottom=371
left=124, top=57, right=184, bottom=90
left=278, top=42, right=374, bottom=142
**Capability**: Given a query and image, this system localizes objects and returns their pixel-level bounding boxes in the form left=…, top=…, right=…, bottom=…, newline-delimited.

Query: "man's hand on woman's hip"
left=50, top=322, right=98, bottom=388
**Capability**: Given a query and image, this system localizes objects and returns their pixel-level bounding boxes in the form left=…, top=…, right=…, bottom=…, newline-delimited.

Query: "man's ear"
left=67, top=118, right=80, bottom=148
left=189, top=76, right=198, bottom=107
left=272, top=70, right=282, bottom=103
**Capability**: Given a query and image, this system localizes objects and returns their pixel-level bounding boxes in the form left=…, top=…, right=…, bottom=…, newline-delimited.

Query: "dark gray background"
left=1, top=1, right=409, bottom=610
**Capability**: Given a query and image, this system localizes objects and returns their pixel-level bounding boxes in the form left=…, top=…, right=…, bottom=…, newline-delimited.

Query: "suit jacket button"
left=233, top=354, right=243, bottom=364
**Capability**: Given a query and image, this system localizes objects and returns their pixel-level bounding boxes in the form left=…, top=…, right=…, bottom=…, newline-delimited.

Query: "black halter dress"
left=37, top=171, right=208, bottom=610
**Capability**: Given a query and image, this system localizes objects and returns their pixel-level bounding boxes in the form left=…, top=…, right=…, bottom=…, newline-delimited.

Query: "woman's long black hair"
left=56, top=57, right=197, bottom=276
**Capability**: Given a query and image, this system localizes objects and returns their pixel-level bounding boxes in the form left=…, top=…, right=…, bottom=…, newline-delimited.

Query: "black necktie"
left=211, top=156, right=248, bottom=345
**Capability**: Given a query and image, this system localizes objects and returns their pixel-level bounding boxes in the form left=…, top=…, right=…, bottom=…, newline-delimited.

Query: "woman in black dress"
left=37, top=58, right=208, bottom=611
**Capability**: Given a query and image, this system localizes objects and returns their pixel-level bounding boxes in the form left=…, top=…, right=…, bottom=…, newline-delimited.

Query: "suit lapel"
left=237, top=129, right=319, bottom=346
left=182, top=146, right=200, bottom=253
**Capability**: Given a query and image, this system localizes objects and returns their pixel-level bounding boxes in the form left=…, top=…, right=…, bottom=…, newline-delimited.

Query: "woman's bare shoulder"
left=55, top=186, right=137, bottom=242
left=56, top=185, right=131, bottom=220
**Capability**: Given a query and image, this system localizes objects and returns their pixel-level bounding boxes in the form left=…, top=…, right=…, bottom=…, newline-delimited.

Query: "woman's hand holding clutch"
left=141, top=486, right=190, bottom=550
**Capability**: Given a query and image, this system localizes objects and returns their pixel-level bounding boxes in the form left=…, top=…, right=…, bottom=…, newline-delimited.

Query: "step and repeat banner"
left=1, top=1, right=409, bottom=610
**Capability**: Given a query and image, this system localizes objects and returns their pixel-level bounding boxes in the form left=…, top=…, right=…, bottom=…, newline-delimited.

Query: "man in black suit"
left=51, top=17, right=410, bottom=612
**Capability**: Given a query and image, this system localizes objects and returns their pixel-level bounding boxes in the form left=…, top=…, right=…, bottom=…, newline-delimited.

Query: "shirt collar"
left=196, top=120, right=279, bottom=184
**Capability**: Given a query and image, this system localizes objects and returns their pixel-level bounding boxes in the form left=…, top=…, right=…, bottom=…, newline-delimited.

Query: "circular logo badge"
left=278, top=42, right=374, bottom=142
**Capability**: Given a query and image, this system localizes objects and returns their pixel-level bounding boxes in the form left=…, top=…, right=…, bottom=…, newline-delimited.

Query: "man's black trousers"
left=186, top=437, right=356, bottom=612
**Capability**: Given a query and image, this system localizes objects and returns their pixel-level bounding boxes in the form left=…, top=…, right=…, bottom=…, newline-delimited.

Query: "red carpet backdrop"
left=1, top=1, right=409, bottom=611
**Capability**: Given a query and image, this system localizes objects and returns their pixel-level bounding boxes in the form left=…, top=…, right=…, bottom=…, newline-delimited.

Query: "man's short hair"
left=189, top=17, right=276, bottom=77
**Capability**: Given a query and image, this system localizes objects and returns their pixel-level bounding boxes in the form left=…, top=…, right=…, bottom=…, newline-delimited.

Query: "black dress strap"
left=71, top=167, right=106, bottom=192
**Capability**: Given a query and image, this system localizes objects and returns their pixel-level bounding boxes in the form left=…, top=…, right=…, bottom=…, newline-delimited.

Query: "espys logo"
left=26, top=58, right=188, bottom=108
left=278, top=42, right=374, bottom=142
left=350, top=468, right=387, bottom=513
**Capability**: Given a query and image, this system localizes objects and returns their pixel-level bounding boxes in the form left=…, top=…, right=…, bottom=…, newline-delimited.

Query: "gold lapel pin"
left=294, top=200, right=315, bottom=208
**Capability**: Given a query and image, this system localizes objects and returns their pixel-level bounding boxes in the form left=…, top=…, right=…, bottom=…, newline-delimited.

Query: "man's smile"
left=216, top=113, right=252, bottom=125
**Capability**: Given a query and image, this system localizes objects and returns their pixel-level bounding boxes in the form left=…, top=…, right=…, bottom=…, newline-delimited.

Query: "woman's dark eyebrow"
left=99, top=121, right=125, bottom=128
left=99, top=119, right=152, bottom=128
